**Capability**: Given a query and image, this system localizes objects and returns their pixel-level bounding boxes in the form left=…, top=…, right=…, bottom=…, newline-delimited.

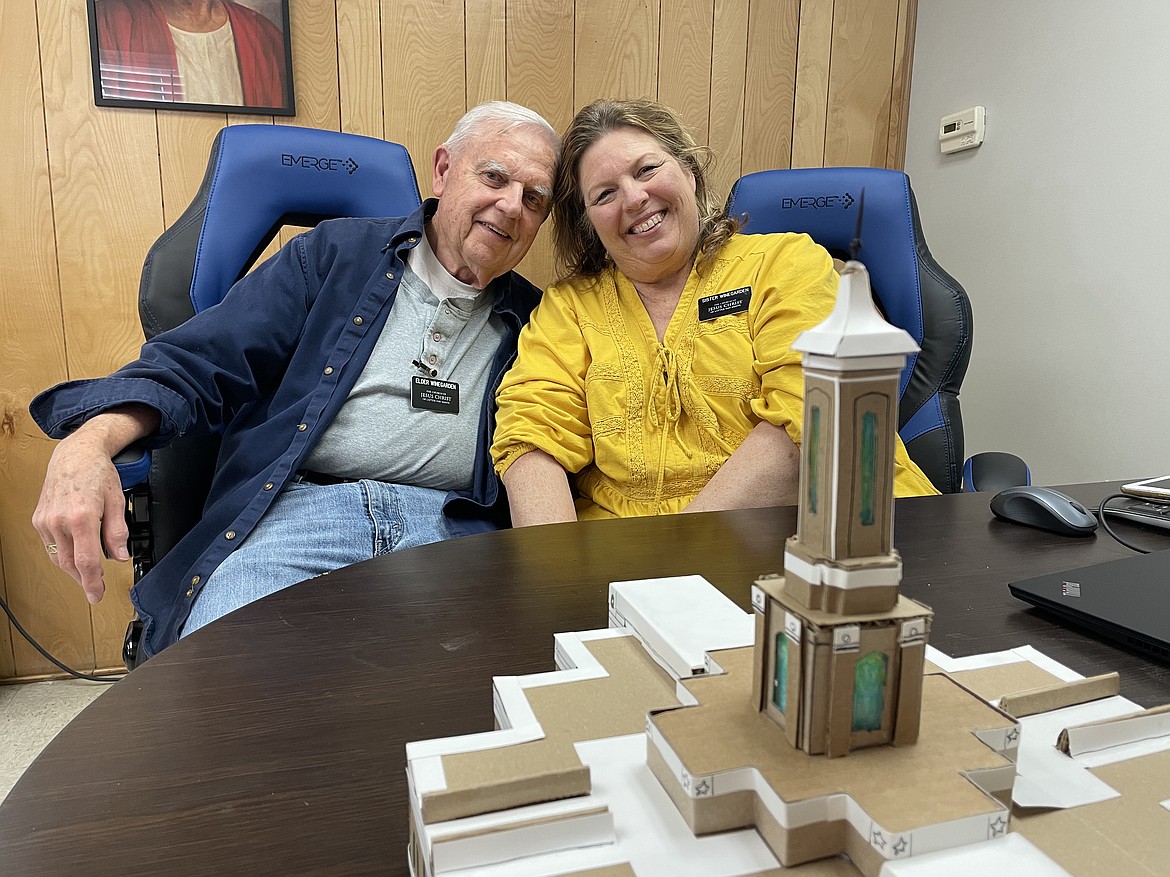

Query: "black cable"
left=1097, top=493, right=1153, bottom=555
left=0, top=592, right=122, bottom=683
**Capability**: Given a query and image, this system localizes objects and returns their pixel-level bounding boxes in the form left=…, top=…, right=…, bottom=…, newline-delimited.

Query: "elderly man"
left=31, top=102, right=559, bottom=661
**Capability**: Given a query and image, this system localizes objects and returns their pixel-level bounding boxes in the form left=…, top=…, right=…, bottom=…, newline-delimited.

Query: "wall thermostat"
left=939, top=106, right=985, bottom=154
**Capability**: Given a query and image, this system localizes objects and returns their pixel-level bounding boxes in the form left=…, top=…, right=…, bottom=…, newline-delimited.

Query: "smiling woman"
left=490, top=98, right=939, bottom=528
left=578, top=127, right=702, bottom=310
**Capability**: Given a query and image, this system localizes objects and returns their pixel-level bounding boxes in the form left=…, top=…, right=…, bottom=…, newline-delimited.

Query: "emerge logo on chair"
left=280, top=153, right=361, bottom=175
left=781, top=191, right=855, bottom=210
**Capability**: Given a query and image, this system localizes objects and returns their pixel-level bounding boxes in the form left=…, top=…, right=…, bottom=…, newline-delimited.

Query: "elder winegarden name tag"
left=697, top=286, right=751, bottom=321
left=410, top=375, right=459, bottom=413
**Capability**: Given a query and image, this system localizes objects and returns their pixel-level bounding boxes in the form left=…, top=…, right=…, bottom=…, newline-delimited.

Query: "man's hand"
left=31, top=406, right=160, bottom=603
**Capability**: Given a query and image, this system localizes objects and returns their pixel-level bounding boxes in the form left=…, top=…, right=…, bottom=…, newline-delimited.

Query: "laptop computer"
left=1009, top=548, right=1170, bottom=662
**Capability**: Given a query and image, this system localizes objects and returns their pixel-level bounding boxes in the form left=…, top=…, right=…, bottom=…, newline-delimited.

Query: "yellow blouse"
left=492, top=233, right=938, bottom=518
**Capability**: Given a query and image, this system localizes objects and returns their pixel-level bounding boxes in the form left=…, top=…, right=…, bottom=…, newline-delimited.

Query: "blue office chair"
left=726, top=167, right=973, bottom=493
left=116, top=124, right=421, bottom=664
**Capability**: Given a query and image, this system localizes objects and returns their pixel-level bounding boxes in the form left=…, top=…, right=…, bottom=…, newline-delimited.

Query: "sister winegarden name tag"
left=697, top=286, right=751, bottom=321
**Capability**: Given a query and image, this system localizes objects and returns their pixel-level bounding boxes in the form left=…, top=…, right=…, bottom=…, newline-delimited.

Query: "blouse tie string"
left=651, top=345, right=685, bottom=508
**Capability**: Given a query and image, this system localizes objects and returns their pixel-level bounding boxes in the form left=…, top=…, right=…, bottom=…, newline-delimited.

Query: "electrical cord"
left=0, top=592, right=122, bottom=683
left=1097, top=493, right=1153, bottom=555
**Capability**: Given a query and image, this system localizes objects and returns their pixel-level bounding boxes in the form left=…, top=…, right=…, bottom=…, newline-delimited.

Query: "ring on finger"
left=45, top=543, right=59, bottom=555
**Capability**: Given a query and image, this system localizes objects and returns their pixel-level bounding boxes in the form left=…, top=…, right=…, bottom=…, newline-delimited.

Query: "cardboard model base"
left=405, top=576, right=1170, bottom=877
left=647, top=646, right=1014, bottom=874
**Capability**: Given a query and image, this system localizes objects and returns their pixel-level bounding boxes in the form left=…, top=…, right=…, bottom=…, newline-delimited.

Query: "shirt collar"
left=385, top=198, right=537, bottom=322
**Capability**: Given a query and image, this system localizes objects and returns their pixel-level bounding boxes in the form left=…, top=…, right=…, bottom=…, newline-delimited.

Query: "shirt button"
left=323, top=366, right=334, bottom=375
left=432, top=332, right=442, bottom=342
left=263, top=482, right=274, bottom=491
left=386, top=271, right=395, bottom=280
left=191, top=575, right=201, bottom=586
left=186, top=587, right=195, bottom=597
left=428, top=354, right=437, bottom=365
left=408, top=236, right=417, bottom=243
left=353, top=316, right=364, bottom=326
left=297, top=423, right=307, bottom=431
left=225, top=530, right=237, bottom=541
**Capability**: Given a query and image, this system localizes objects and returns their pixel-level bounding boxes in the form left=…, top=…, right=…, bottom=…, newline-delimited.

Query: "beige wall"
left=0, top=0, right=916, bottom=680
left=905, top=1, right=1170, bottom=486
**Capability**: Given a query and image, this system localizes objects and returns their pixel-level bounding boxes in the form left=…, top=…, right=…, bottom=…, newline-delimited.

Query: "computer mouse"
left=989, top=486, right=1098, bottom=537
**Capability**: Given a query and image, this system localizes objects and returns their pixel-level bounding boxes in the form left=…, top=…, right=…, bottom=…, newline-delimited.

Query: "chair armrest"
left=963, top=451, right=1031, bottom=493
left=114, top=444, right=152, bottom=490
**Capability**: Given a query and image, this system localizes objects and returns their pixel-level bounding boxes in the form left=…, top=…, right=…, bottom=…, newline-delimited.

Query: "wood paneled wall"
left=0, top=0, right=916, bottom=680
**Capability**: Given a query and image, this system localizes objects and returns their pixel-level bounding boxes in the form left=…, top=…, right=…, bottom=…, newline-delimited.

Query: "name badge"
left=410, top=375, right=459, bottom=414
left=697, top=286, right=751, bottom=321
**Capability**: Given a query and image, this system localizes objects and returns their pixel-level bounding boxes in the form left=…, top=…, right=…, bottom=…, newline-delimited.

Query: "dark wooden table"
left=3, top=482, right=1168, bottom=875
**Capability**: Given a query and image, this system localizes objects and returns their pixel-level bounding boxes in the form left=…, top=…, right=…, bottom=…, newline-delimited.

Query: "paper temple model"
left=751, top=259, right=934, bottom=757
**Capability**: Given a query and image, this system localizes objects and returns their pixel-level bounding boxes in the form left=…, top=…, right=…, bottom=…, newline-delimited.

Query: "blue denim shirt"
left=30, top=201, right=541, bottom=658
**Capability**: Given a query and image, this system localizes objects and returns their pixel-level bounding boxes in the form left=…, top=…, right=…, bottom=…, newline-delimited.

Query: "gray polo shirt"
left=302, top=233, right=507, bottom=490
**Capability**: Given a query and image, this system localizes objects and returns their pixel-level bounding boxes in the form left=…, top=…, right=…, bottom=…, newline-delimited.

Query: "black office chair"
left=962, top=451, right=1031, bottom=493
left=726, top=167, right=974, bottom=493
left=115, top=124, right=422, bottom=664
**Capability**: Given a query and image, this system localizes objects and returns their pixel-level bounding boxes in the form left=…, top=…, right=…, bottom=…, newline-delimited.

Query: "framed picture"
left=86, top=0, right=295, bottom=116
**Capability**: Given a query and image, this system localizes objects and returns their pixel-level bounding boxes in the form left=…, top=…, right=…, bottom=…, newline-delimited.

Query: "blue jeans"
left=181, top=478, right=486, bottom=637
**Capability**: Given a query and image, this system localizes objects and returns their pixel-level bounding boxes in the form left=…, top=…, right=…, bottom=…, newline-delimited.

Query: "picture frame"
left=86, top=0, right=295, bottom=116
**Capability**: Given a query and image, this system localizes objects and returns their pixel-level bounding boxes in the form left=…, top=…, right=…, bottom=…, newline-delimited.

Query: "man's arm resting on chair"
left=32, top=404, right=162, bottom=604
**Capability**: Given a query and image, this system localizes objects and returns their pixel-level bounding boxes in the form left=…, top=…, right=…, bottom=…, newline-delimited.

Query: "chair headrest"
left=140, top=124, right=422, bottom=336
left=727, top=167, right=922, bottom=395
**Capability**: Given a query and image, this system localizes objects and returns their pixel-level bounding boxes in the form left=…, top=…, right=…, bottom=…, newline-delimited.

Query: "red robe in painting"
left=94, top=0, right=288, bottom=109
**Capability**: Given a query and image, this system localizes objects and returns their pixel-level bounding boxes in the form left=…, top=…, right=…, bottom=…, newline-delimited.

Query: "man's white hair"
left=444, top=101, right=560, bottom=159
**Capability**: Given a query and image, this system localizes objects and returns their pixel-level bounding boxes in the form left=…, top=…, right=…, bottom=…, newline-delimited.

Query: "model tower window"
left=852, top=651, right=888, bottom=731
left=807, top=404, right=821, bottom=513
left=773, top=632, right=788, bottom=714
